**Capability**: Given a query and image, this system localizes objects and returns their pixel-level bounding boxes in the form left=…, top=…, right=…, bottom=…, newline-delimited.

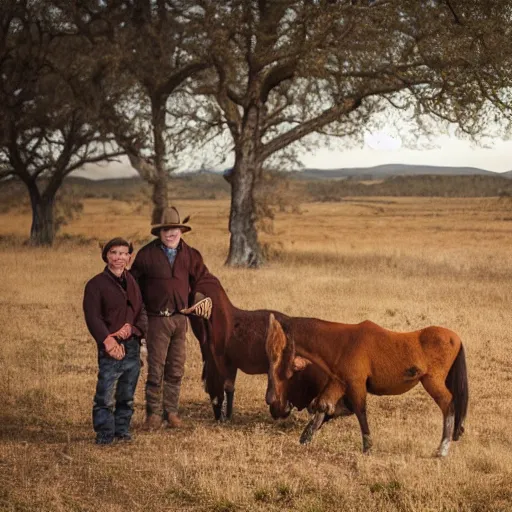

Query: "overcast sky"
left=300, top=133, right=512, bottom=173
left=73, top=133, right=512, bottom=180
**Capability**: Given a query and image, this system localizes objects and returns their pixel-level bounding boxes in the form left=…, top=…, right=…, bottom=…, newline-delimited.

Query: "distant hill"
left=294, top=164, right=505, bottom=180
left=61, top=168, right=512, bottom=199
left=3, top=166, right=512, bottom=209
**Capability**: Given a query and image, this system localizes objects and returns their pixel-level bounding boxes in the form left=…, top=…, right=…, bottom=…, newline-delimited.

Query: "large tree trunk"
left=225, top=102, right=265, bottom=267
left=123, top=99, right=169, bottom=222
left=225, top=153, right=263, bottom=268
left=27, top=183, right=56, bottom=246
left=150, top=172, right=169, bottom=222
left=150, top=98, right=169, bottom=220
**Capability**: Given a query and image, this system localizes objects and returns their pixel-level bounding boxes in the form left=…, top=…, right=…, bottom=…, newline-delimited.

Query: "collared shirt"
left=107, top=268, right=127, bottom=290
left=161, top=245, right=178, bottom=266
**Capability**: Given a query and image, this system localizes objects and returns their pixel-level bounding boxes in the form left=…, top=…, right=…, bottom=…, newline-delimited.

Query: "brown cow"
left=265, top=314, right=468, bottom=457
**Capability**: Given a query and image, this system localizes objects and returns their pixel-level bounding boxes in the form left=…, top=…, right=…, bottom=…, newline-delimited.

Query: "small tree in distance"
left=0, top=2, right=122, bottom=245
left=63, top=0, right=212, bottom=220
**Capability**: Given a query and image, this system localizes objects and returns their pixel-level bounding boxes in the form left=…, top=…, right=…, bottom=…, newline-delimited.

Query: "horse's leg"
left=300, top=412, right=326, bottom=445
left=211, top=395, right=225, bottom=421
left=334, top=398, right=353, bottom=417
left=421, top=375, right=454, bottom=457
left=301, top=380, right=346, bottom=445
left=345, top=384, right=372, bottom=454
left=224, top=367, right=237, bottom=420
left=302, top=396, right=353, bottom=444
left=309, top=379, right=346, bottom=416
left=209, top=375, right=225, bottom=421
left=205, top=359, right=226, bottom=422
left=300, top=402, right=346, bottom=445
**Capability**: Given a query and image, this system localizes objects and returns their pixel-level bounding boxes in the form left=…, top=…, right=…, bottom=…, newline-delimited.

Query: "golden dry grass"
left=1, top=196, right=512, bottom=511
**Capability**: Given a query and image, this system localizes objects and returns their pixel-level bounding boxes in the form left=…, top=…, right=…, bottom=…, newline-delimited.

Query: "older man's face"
left=160, top=227, right=181, bottom=248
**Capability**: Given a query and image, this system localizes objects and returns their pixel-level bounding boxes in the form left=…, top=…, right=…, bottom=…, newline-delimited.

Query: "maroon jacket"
left=130, top=239, right=219, bottom=316
left=83, top=268, right=148, bottom=346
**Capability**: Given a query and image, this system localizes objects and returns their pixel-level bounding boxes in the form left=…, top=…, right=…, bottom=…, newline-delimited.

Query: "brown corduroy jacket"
left=130, top=239, right=219, bottom=316
left=83, top=268, right=148, bottom=346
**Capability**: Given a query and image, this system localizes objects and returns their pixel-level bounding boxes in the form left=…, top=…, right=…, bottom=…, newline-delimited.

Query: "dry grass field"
left=1, top=195, right=512, bottom=511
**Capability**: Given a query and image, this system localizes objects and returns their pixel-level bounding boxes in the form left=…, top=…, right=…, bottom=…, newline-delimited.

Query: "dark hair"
left=101, top=237, right=133, bottom=262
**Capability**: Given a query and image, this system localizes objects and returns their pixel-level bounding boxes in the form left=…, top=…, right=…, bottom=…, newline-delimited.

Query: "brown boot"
left=143, top=414, right=162, bottom=431
left=166, top=413, right=182, bottom=429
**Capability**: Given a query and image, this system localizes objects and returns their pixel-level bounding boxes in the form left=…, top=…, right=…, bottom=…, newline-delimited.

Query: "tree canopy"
left=194, top=0, right=512, bottom=265
left=0, top=1, right=120, bottom=245
left=2, top=1, right=511, bottom=257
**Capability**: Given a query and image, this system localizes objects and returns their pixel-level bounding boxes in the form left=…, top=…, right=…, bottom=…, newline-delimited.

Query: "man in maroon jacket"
left=131, top=206, right=217, bottom=430
left=83, top=237, right=148, bottom=444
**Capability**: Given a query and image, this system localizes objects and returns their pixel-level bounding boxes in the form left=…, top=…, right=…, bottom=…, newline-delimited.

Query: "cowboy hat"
left=150, top=206, right=191, bottom=236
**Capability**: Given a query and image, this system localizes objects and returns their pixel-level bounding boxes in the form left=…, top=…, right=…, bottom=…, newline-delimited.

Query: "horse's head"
left=265, top=313, right=311, bottom=419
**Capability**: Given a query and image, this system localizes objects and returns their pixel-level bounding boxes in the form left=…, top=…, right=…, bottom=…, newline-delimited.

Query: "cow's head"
left=265, top=314, right=311, bottom=419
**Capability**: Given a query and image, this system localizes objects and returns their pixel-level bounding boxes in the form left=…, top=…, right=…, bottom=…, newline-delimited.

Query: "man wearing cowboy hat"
left=131, top=206, right=217, bottom=430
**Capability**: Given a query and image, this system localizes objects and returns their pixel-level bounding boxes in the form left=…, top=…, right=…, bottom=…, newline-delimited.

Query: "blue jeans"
left=93, top=337, right=141, bottom=443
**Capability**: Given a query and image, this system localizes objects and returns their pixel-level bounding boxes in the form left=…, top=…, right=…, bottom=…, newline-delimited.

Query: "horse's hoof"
left=212, top=409, right=225, bottom=422
left=299, top=422, right=315, bottom=445
left=362, top=434, right=373, bottom=454
left=435, top=439, right=451, bottom=457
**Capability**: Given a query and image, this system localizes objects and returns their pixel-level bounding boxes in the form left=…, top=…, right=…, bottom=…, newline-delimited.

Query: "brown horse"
left=265, top=314, right=468, bottom=456
left=188, top=281, right=341, bottom=426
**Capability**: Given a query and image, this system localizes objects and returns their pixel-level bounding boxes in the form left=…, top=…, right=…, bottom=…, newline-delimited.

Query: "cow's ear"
left=292, top=356, right=311, bottom=372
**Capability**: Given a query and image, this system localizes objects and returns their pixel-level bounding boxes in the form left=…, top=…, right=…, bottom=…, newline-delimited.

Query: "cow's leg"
left=421, top=375, right=454, bottom=457
left=309, top=379, right=346, bottom=416
left=346, top=383, right=372, bottom=453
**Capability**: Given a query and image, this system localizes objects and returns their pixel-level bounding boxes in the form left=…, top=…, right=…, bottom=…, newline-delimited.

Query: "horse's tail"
left=445, top=343, right=469, bottom=441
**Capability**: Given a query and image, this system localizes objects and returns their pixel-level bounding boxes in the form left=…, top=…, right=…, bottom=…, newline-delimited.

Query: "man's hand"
left=112, top=323, right=132, bottom=340
left=180, top=297, right=212, bottom=319
left=103, top=335, right=125, bottom=360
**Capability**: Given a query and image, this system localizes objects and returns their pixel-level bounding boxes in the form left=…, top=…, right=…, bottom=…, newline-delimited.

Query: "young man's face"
left=106, top=245, right=131, bottom=272
left=160, top=227, right=181, bottom=249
